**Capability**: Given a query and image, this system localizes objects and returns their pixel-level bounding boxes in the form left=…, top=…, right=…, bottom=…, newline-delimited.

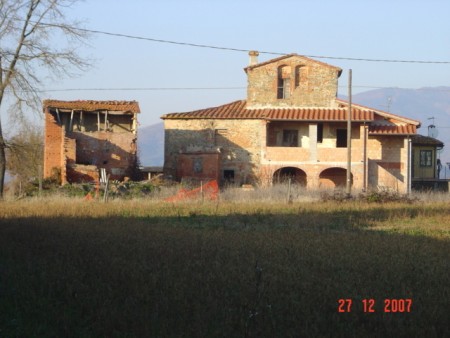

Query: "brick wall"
left=44, top=108, right=138, bottom=183
left=44, top=109, right=64, bottom=180
left=367, top=136, right=408, bottom=192
left=68, top=131, right=137, bottom=181
left=177, top=153, right=220, bottom=182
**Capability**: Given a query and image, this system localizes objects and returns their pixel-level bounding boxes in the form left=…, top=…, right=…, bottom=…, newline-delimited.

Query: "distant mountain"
left=138, top=87, right=450, bottom=167
left=137, top=122, right=164, bottom=166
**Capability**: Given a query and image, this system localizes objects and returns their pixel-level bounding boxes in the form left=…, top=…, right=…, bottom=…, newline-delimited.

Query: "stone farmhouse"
left=43, top=100, right=139, bottom=184
left=162, top=52, right=422, bottom=193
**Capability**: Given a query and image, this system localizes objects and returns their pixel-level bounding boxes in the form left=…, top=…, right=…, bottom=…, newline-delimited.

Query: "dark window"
left=336, top=129, right=347, bottom=148
left=224, top=170, right=235, bottom=183
left=193, top=158, right=203, bottom=173
left=283, top=130, right=298, bottom=147
left=277, top=66, right=291, bottom=99
left=317, top=123, right=323, bottom=143
left=419, top=150, right=432, bottom=167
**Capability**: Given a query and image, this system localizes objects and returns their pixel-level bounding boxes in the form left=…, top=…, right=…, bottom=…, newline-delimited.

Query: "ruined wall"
left=44, top=108, right=137, bottom=183
left=68, top=131, right=137, bottom=181
left=44, top=109, right=64, bottom=180
left=246, top=56, right=340, bottom=108
left=164, top=119, right=265, bottom=185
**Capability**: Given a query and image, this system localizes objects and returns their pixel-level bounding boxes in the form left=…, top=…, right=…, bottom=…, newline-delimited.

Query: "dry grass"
left=0, top=196, right=449, bottom=337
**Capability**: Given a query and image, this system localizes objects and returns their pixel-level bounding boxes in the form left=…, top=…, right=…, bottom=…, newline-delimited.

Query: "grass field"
left=0, top=197, right=449, bottom=337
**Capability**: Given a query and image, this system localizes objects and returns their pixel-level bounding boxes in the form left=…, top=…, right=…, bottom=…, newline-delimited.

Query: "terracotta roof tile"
left=162, top=100, right=374, bottom=121
left=43, top=100, right=140, bottom=113
left=337, top=98, right=421, bottom=126
left=369, top=125, right=416, bottom=135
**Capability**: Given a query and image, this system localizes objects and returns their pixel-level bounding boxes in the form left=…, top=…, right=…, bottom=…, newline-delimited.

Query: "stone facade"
left=43, top=100, right=139, bottom=184
left=246, top=54, right=341, bottom=109
left=164, top=119, right=264, bottom=185
left=162, top=53, right=421, bottom=193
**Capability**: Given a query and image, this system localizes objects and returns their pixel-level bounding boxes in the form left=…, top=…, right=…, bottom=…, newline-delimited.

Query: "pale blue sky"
left=43, top=0, right=450, bottom=127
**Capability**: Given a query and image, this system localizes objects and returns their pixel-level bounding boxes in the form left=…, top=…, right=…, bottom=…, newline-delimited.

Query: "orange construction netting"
left=165, top=180, right=219, bottom=202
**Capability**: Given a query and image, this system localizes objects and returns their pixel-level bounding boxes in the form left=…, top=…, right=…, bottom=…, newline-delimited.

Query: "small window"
left=336, top=129, right=347, bottom=148
left=224, top=170, right=235, bottom=183
left=193, top=158, right=203, bottom=173
left=419, top=150, right=432, bottom=167
left=317, top=123, right=323, bottom=143
left=283, top=130, right=298, bottom=147
left=277, top=66, right=291, bottom=99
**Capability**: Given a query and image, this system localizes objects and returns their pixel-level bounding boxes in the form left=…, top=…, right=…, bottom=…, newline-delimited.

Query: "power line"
left=32, top=85, right=450, bottom=93
left=37, top=87, right=246, bottom=92
left=39, top=22, right=450, bottom=65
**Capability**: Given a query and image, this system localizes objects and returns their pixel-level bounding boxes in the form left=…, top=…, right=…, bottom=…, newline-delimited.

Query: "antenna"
left=386, top=97, right=392, bottom=112
left=427, top=117, right=438, bottom=138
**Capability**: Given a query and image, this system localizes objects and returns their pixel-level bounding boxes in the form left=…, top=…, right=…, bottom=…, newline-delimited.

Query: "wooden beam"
left=69, top=110, right=74, bottom=132
left=55, top=108, right=61, bottom=124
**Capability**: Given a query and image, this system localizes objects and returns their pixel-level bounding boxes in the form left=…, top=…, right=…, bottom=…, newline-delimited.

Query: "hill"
left=137, top=122, right=164, bottom=166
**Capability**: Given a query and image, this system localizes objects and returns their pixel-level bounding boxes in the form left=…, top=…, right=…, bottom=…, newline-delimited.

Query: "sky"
left=35, top=0, right=450, bottom=129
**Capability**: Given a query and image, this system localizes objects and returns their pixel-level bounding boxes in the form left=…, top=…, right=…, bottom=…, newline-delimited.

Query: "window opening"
left=283, top=130, right=298, bottom=147
left=317, top=123, right=323, bottom=143
left=224, top=170, right=235, bottom=183
left=193, top=158, right=203, bottom=173
left=277, top=66, right=291, bottom=99
left=336, top=129, right=347, bottom=148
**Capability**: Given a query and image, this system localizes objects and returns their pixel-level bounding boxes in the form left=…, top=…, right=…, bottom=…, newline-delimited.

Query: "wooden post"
left=103, top=174, right=110, bottom=203
left=55, top=108, right=61, bottom=124
left=69, top=110, right=74, bottom=132
left=97, top=111, right=100, bottom=131
left=346, top=69, right=352, bottom=197
left=104, top=110, right=108, bottom=131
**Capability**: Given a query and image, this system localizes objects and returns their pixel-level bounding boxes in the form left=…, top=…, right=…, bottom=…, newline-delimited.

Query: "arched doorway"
left=273, top=167, right=307, bottom=186
left=319, top=167, right=352, bottom=188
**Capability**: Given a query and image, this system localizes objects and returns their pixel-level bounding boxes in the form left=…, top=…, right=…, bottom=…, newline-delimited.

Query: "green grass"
left=0, top=199, right=449, bottom=337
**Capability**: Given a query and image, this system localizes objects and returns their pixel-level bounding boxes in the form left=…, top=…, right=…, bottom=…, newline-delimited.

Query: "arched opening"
left=277, top=65, right=291, bottom=99
left=319, top=167, right=352, bottom=189
left=273, top=167, right=307, bottom=186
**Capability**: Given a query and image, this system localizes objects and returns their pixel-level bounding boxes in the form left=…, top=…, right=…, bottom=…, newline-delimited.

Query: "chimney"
left=249, top=50, right=259, bottom=66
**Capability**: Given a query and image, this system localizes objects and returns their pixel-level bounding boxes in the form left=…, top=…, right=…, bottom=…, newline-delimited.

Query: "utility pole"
left=346, top=69, right=352, bottom=197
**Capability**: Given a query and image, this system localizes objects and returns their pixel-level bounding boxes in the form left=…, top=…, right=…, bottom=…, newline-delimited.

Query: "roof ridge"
left=244, top=53, right=341, bottom=72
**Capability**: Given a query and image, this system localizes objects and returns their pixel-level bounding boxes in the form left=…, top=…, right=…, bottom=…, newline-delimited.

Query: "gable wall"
left=246, top=56, right=340, bottom=108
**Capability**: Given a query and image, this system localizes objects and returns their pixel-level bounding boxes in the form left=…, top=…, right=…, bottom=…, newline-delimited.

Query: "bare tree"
left=0, top=0, right=91, bottom=198
left=6, top=117, right=43, bottom=185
